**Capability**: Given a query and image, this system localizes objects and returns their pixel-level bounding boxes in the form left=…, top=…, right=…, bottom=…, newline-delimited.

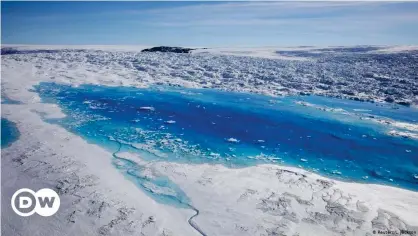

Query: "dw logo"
left=11, top=188, right=60, bottom=217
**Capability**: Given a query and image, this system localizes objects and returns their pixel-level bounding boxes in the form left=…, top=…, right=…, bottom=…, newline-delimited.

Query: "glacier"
left=2, top=45, right=418, bottom=236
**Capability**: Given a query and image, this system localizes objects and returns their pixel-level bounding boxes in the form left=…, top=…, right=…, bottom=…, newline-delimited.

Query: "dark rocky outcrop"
left=141, top=46, right=195, bottom=54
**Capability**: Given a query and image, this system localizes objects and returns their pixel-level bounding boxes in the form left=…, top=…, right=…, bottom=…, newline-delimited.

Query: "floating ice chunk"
left=257, top=139, right=265, bottom=143
left=406, top=149, right=412, bottom=153
left=295, top=101, right=309, bottom=107
left=362, top=176, right=369, bottom=180
left=300, top=158, right=308, bottom=162
left=353, top=109, right=372, bottom=112
left=226, top=138, right=240, bottom=143
left=159, top=139, right=169, bottom=145
left=332, top=170, right=342, bottom=175
left=139, top=106, right=155, bottom=111
left=414, top=174, right=418, bottom=179
left=209, top=152, right=220, bottom=157
left=134, top=128, right=144, bottom=133
left=165, top=120, right=176, bottom=124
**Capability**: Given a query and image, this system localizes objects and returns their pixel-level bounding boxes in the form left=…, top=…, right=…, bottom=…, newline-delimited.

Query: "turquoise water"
left=1, top=118, right=20, bottom=148
left=34, top=83, right=418, bottom=196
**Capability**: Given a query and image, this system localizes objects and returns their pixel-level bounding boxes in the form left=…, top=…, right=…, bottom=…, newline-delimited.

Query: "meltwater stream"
left=34, top=83, right=418, bottom=204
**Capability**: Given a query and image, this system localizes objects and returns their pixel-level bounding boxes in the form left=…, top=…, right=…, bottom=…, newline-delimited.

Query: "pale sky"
left=2, top=1, right=418, bottom=46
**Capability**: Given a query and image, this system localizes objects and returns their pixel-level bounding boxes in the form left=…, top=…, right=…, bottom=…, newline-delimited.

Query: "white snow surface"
left=2, top=44, right=418, bottom=105
left=1, top=45, right=418, bottom=236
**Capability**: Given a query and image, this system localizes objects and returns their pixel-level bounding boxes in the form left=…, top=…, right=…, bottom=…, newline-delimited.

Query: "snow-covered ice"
left=226, top=138, right=240, bottom=143
left=2, top=45, right=418, bottom=236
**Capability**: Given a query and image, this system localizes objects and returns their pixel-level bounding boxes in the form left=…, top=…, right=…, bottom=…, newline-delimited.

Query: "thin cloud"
left=137, top=1, right=418, bottom=29
left=3, top=1, right=417, bottom=46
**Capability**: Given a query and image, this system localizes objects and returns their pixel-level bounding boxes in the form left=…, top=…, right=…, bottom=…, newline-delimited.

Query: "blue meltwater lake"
left=34, top=83, right=418, bottom=199
left=1, top=118, right=20, bottom=148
